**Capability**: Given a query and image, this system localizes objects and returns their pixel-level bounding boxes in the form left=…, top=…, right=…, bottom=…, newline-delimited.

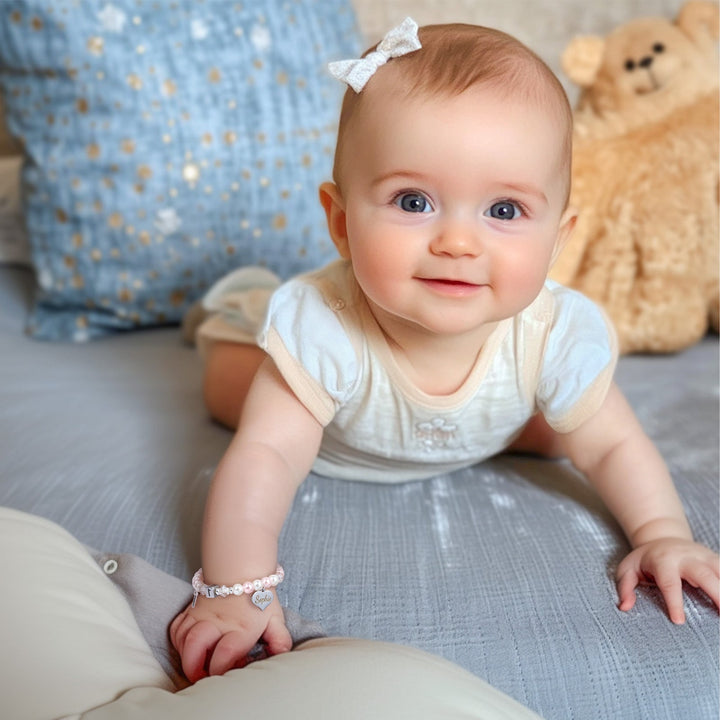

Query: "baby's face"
left=333, top=77, right=573, bottom=340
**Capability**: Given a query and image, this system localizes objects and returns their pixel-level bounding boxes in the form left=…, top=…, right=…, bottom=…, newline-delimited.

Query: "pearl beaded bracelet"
left=191, top=566, right=284, bottom=611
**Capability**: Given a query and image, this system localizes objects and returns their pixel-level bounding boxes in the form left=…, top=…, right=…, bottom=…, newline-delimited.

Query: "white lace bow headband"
left=328, top=17, right=422, bottom=93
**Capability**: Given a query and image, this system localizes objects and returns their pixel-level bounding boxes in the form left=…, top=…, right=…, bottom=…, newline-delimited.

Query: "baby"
left=171, top=19, right=719, bottom=683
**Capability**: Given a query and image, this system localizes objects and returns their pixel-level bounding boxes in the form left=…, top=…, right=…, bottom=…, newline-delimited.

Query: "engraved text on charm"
left=252, top=589, right=274, bottom=611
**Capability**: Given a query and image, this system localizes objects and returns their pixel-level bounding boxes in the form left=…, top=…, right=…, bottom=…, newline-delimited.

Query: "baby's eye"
left=485, top=201, right=521, bottom=221
left=394, top=192, right=432, bottom=213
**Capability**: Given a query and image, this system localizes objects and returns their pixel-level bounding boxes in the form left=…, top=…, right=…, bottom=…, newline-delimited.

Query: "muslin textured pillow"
left=0, top=1, right=359, bottom=340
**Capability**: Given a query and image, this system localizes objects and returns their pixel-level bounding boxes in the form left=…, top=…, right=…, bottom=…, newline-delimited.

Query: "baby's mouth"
left=417, top=277, right=485, bottom=295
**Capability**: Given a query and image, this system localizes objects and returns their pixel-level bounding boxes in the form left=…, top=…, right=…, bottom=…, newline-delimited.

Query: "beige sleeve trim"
left=546, top=361, right=614, bottom=433
left=264, top=326, right=336, bottom=427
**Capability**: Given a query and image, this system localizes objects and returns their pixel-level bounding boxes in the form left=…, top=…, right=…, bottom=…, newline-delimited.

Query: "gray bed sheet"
left=1, top=265, right=718, bottom=719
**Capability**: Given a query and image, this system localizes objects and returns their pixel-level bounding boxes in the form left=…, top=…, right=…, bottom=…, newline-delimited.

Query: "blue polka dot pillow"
left=0, top=1, right=359, bottom=340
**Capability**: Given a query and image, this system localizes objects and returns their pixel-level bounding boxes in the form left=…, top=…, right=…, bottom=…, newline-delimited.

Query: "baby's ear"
left=550, top=207, right=578, bottom=268
left=319, top=182, right=350, bottom=258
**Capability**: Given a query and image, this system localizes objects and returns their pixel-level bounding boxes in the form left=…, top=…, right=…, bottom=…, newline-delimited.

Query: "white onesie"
left=257, top=260, right=617, bottom=483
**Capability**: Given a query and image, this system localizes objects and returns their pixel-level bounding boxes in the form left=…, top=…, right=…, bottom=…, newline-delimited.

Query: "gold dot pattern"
left=0, top=1, right=360, bottom=340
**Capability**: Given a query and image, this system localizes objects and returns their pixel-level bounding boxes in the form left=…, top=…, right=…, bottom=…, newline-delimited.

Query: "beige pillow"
left=0, top=507, right=173, bottom=720
left=0, top=507, right=541, bottom=720
left=81, top=638, right=543, bottom=720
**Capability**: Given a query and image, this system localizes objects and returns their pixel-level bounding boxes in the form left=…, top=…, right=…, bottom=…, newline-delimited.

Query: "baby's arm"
left=559, top=382, right=719, bottom=624
left=171, top=358, right=323, bottom=682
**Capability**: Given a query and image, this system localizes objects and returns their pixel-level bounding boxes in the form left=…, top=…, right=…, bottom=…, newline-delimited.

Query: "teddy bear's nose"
left=625, top=56, right=655, bottom=72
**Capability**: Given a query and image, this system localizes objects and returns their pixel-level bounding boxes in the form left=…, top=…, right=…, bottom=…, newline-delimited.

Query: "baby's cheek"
left=498, top=250, right=550, bottom=305
left=353, top=256, right=403, bottom=307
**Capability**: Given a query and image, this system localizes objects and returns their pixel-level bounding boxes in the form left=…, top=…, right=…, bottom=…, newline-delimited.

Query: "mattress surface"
left=1, top=265, right=717, bottom=719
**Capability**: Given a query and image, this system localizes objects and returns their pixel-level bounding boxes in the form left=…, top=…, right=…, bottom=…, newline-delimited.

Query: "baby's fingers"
left=617, top=555, right=685, bottom=622
left=169, top=610, right=197, bottom=654
left=616, top=566, right=640, bottom=613
left=263, top=613, right=293, bottom=656
left=180, top=620, right=223, bottom=683
left=683, top=559, right=720, bottom=610
left=208, top=630, right=258, bottom=676
left=653, top=567, right=685, bottom=625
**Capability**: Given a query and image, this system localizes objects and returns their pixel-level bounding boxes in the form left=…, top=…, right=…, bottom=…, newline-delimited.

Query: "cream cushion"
left=0, top=507, right=174, bottom=720
left=80, top=638, right=542, bottom=720
left=0, top=507, right=541, bottom=719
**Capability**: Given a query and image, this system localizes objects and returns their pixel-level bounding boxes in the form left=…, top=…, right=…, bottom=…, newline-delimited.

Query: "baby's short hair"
left=332, top=23, right=573, bottom=202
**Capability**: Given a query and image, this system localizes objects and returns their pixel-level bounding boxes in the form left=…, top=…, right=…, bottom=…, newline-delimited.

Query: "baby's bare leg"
left=203, top=342, right=267, bottom=430
left=509, top=414, right=565, bottom=459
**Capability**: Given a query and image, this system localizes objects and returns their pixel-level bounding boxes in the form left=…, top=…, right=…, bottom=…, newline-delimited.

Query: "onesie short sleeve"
left=257, top=269, right=360, bottom=426
left=536, top=281, right=618, bottom=433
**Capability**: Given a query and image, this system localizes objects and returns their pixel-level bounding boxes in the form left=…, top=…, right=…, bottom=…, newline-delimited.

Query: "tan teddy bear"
left=551, top=1, right=719, bottom=353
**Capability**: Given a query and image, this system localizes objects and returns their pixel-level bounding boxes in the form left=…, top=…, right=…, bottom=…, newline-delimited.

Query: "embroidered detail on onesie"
left=415, top=418, right=458, bottom=452
left=329, top=298, right=346, bottom=312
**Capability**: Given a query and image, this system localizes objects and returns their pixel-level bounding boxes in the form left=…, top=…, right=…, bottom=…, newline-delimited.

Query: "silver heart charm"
left=251, top=589, right=274, bottom=611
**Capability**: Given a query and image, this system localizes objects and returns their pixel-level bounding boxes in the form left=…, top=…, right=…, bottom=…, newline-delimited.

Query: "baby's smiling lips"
left=416, top=276, right=485, bottom=296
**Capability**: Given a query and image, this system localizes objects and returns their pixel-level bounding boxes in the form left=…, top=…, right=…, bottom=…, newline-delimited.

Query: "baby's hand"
left=616, top=538, right=720, bottom=624
left=170, top=594, right=292, bottom=683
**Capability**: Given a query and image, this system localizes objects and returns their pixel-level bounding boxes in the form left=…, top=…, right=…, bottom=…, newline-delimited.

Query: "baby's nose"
left=430, top=219, right=483, bottom=257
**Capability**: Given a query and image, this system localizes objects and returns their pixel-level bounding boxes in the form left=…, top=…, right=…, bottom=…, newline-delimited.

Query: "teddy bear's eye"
left=625, top=59, right=636, bottom=71
left=652, top=43, right=665, bottom=54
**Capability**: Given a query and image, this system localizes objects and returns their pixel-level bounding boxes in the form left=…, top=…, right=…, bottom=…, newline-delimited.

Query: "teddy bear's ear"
left=561, top=35, right=606, bottom=88
left=676, top=0, right=720, bottom=45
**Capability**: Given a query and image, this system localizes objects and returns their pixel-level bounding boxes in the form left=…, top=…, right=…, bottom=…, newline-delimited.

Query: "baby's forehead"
left=354, top=76, right=562, bottom=135
left=338, top=79, right=570, bottom=201
left=333, top=57, right=572, bottom=195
